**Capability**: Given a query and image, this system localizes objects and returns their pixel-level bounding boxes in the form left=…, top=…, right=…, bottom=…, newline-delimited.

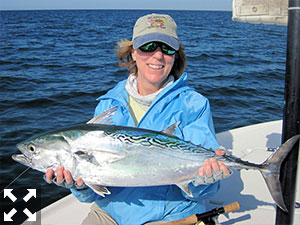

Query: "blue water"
left=0, top=9, right=287, bottom=222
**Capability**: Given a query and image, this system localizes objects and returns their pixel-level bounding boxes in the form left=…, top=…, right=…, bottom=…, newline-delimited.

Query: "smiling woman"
left=116, top=36, right=186, bottom=82
left=131, top=45, right=176, bottom=95
left=43, top=13, right=230, bottom=225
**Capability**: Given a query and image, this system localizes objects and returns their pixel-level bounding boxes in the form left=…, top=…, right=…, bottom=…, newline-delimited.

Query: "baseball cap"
left=132, top=13, right=179, bottom=50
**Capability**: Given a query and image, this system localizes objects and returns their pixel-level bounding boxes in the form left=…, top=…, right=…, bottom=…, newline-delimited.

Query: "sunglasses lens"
left=139, top=42, right=176, bottom=55
left=139, top=42, right=158, bottom=52
left=161, top=45, right=176, bottom=55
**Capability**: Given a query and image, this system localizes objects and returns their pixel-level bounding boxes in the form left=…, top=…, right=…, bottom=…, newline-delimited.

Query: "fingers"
left=215, top=149, right=226, bottom=156
left=198, top=166, right=205, bottom=177
left=218, top=161, right=230, bottom=175
left=210, top=158, right=220, bottom=175
left=45, top=167, right=85, bottom=188
left=56, top=166, right=64, bottom=183
left=46, top=166, right=83, bottom=186
left=57, top=166, right=75, bottom=184
left=198, top=158, right=230, bottom=177
left=76, top=178, right=84, bottom=187
left=63, top=169, right=73, bottom=184
left=45, top=168, right=54, bottom=183
left=200, top=158, right=220, bottom=177
left=64, top=169, right=84, bottom=187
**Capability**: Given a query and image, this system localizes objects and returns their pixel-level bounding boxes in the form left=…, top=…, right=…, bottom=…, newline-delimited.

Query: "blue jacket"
left=71, top=73, right=220, bottom=224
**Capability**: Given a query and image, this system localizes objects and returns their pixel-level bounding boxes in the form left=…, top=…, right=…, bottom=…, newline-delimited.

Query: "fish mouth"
left=12, top=154, right=32, bottom=167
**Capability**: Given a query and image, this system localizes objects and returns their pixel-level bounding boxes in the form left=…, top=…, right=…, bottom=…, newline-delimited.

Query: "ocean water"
left=0, top=9, right=287, bottom=223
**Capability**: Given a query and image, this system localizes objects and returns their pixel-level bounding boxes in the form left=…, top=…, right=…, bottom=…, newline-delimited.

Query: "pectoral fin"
left=74, top=150, right=101, bottom=166
left=177, top=181, right=193, bottom=198
left=86, top=183, right=111, bottom=197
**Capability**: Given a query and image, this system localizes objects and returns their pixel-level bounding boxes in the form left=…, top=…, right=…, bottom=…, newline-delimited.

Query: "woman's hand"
left=198, top=149, right=230, bottom=178
left=194, top=149, right=231, bottom=186
left=45, top=166, right=84, bottom=187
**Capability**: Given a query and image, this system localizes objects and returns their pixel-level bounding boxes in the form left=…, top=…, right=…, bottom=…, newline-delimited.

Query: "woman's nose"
left=152, top=47, right=163, bottom=58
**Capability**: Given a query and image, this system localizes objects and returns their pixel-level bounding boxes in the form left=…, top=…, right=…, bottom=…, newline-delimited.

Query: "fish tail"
left=260, top=134, right=300, bottom=212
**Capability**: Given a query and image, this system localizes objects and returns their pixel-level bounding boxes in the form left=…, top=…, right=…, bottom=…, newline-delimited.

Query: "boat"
left=209, top=120, right=300, bottom=225
left=25, top=0, right=300, bottom=224
left=232, top=0, right=300, bottom=224
left=232, top=0, right=288, bottom=25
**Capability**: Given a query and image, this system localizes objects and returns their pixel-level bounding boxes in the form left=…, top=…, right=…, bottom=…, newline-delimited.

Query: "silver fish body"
left=14, top=124, right=215, bottom=186
left=12, top=120, right=300, bottom=212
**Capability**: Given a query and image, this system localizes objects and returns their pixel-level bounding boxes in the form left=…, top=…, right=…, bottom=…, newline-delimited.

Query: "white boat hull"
left=209, top=120, right=300, bottom=225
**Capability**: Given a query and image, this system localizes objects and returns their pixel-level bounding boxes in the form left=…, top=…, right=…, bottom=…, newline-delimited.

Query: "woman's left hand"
left=193, top=149, right=231, bottom=186
left=198, top=149, right=230, bottom=178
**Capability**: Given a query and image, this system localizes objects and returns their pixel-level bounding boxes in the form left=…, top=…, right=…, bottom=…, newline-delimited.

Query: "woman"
left=45, top=13, right=230, bottom=225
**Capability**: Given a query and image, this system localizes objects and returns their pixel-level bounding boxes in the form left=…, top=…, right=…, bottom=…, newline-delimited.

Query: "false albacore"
left=12, top=107, right=299, bottom=212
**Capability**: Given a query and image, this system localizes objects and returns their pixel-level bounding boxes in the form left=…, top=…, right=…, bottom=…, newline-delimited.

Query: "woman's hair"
left=116, top=39, right=186, bottom=80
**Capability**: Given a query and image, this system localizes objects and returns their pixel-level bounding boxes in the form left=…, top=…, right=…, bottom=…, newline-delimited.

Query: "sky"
left=0, top=0, right=232, bottom=11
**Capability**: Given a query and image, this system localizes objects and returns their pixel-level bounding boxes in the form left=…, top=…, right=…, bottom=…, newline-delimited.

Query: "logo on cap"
left=147, top=16, right=167, bottom=29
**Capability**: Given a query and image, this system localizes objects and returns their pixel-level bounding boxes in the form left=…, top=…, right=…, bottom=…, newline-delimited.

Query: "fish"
left=12, top=107, right=299, bottom=212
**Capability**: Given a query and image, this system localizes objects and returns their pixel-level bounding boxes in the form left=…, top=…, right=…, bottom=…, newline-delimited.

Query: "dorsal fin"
left=162, top=122, right=180, bottom=136
left=87, top=106, right=118, bottom=124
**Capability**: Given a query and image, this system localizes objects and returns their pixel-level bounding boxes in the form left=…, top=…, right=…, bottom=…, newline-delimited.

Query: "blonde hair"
left=116, top=39, right=186, bottom=80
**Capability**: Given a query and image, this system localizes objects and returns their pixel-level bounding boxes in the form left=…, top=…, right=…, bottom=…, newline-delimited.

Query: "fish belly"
left=77, top=147, right=201, bottom=187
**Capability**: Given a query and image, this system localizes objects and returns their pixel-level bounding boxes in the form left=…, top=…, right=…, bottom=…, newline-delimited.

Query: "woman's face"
left=131, top=44, right=175, bottom=96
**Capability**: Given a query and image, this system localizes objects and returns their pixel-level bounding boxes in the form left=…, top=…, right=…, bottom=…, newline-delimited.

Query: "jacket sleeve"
left=180, top=93, right=219, bottom=149
left=70, top=188, right=103, bottom=203
left=179, top=92, right=220, bottom=201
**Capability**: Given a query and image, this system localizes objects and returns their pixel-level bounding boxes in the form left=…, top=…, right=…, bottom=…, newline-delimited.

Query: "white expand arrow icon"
left=23, top=208, right=36, bottom=221
left=4, top=208, right=17, bottom=221
left=23, top=189, right=36, bottom=202
left=4, top=189, right=17, bottom=202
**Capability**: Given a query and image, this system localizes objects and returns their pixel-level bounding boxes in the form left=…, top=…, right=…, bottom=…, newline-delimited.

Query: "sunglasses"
left=139, top=42, right=176, bottom=55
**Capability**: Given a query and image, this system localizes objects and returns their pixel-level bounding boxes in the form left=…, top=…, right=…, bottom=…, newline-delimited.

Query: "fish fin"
left=74, top=150, right=94, bottom=161
left=260, top=134, right=300, bottom=212
left=73, top=150, right=104, bottom=166
left=176, top=181, right=193, bottom=197
left=86, top=183, right=111, bottom=197
left=87, top=106, right=118, bottom=124
left=74, top=149, right=125, bottom=166
left=162, top=122, right=180, bottom=136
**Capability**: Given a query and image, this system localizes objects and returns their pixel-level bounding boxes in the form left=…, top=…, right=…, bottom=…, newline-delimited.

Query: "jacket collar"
left=97, top=73, right=192, bottom=108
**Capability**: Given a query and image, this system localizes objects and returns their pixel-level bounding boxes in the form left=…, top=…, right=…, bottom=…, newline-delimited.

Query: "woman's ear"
left=131, top=49, right=137, bottom=61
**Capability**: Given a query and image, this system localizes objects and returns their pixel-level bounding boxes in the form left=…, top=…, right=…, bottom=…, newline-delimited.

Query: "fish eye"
left=27, top=144, right=36, bottom=152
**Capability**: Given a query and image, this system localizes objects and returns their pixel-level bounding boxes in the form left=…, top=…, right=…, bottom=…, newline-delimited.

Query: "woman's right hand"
left=45, top=166, right=84, bottom=187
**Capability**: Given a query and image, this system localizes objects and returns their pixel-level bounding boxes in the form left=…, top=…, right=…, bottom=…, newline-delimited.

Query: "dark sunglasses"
left=139, top=42, right=176, bottom=55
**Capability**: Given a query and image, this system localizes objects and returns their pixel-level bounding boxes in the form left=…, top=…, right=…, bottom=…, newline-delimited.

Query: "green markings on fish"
left=12, top=107, right=300, bottom=212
